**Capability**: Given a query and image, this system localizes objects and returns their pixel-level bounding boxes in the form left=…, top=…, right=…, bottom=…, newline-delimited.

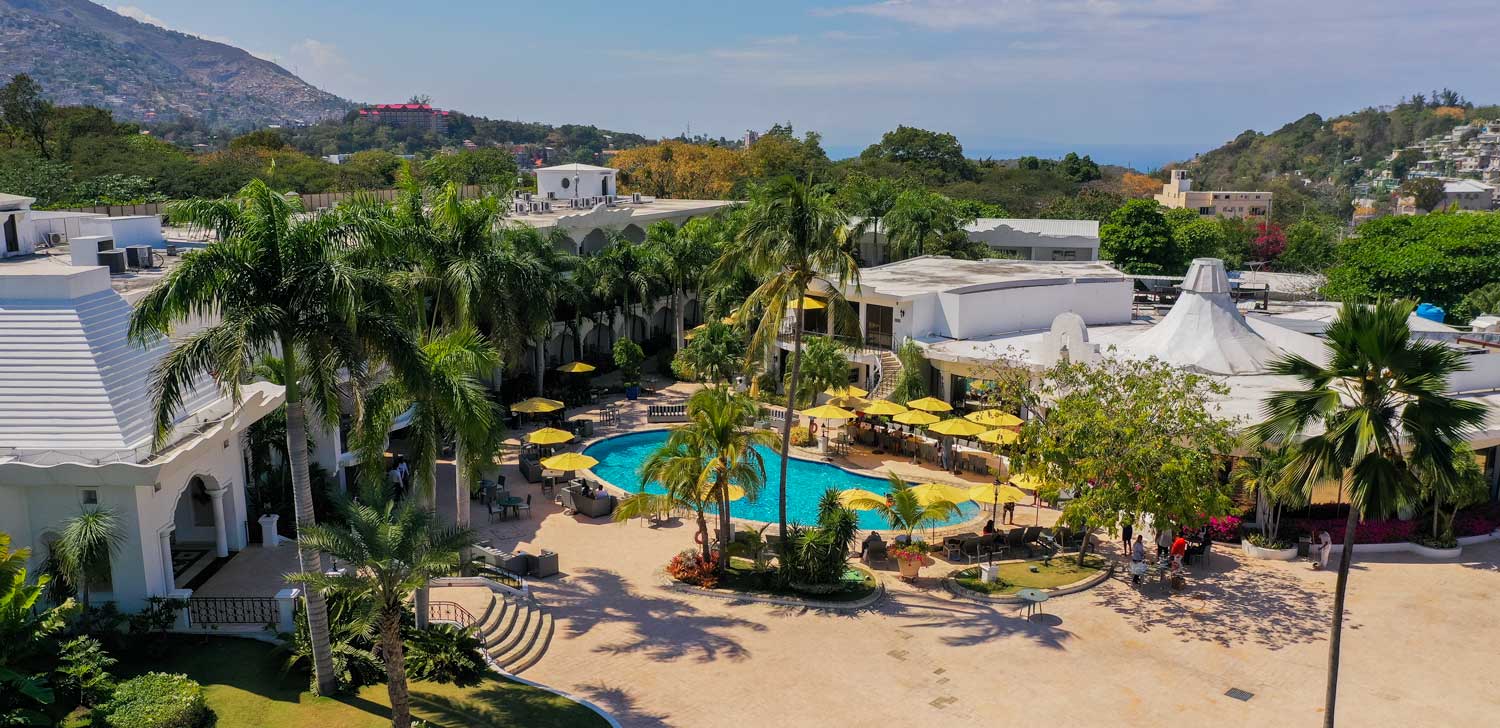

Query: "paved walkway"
left=470, top=385, right=1500, bottom=727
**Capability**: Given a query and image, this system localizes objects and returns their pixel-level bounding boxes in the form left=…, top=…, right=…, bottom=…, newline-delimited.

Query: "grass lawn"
left=689, top=557, right=877, bottom=603
left=75, top=636, right=606, bottom=728
left=952, top=554, right=1109, bottom=596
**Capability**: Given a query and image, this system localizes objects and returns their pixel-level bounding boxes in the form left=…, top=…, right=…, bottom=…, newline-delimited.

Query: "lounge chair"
left=861, top=534, right=889, bottom=564
left=564, top=484, right=615, bottom=519
left=1004, top=527, right=1026, bottom=554
left=1022, top=526, right=1043, bottom=553
left=519, top=453, right=543, bottom=483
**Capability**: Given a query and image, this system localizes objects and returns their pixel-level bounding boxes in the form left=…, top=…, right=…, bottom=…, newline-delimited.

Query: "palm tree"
left=646, top=218, right=719, bottom=350
left=294, top=492, right=473, bottom=728
left=678, top=321, right=745, bottom=385
left=584, top=230, right=661, bottom=344
left=1252, top=299, right=1486, bottom=728
left=54, top=508, right=123, bottom=617
left=637, top=437, right=718, bottom=563
left=841, top=174, right=903, bottom=264
left=502, top=225, right=580, bottom=395
left=1230, top=443, right=1302, bottom=545
left=131, top=179, right=423, bottom=695
left=674, top=387, right=779, bottom=571
left=727, top=176, right=859, bottom=545
left=786, top=335, right=849, bottom=408
left=883, top=189, right=970, bottom=261
left=848, top=474, right=961, bottom=541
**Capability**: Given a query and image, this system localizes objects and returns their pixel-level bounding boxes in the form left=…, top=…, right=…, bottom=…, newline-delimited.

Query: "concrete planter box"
left=1241, top=541, right=1298, bottom=561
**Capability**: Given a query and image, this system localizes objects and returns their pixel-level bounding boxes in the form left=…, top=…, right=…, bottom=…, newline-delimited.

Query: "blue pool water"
left=583, top=429, right=979, bottom=530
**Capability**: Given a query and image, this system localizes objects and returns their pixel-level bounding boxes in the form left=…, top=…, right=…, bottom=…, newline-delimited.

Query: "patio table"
left=1016, top=588, right=1049, bottom=618
left=496, top=496, right=525, bottom=520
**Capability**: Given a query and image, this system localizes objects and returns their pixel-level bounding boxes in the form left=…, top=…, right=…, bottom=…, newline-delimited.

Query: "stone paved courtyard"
left=470, top=385, right=1500, bottom=727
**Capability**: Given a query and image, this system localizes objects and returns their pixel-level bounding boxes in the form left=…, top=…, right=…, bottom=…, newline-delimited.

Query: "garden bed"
left=948, top=555, right=1110, bottom=598
left=66, top=635, right=608, bottom=728
left=667, top=557, right=882, bottom=607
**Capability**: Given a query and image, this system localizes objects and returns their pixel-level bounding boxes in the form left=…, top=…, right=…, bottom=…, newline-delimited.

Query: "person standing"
left=1313, top=529, right=1333, bottom=570
left=1130, top=534, right=1147, bottom=584
left=1120, top=516, right=1134, bottom=554
left=1156, top=524, right=1174, bottom=560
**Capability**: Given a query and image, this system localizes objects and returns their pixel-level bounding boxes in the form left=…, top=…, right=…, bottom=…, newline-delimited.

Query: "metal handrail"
left=428, top=600, right=477, bottom=627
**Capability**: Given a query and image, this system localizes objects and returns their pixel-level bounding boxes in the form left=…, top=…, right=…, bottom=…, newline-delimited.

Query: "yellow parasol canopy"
left=965, top=409, right=1022, bottom=427
left=967, top=483, right=1027, bottom=505
left=1009, top=473, right=1048, bottom=491
left=829, top=395, right=872, bottom=410
left=927, top=417, right=989, bottom=438
left=909, top=482, right=971, bottom=507
left=540, top=452, right=598, bottom=471
left=694, top=482, right=747, bottom=501
left=893, top=410, right=940, bottom=426
left=905, top=397, right=954, bottom=413
left=978, top=428, right=1020, bottom=445
left=802, top=404, right=856, bottom=420
left=826, top=385, right=869, bottom=399
left=861, top=400, right=908, bottom=416
left=684, top=324, right=706, bottom=341
left=511, top=397, right=565, bottom=414
left=556, top=361, right=596, bottom=374
left=838, top=488, right=887, bottom=510
left=792, top=296, right=826, bottom=310
left=526, top=427, right=575, bottom=445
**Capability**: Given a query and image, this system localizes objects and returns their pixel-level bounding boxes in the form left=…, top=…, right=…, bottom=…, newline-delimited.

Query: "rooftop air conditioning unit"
left=630, top=193, right=642, bottom=204
left=97, top=249, right=128, bottom=275
left=545, top=191, right=556, bottom=200
left=125, top=245, right=155, bottom=269
left=523, top=192, right=533, bottom=202
left=97, top=238, right=116, bottom=253
left=513, top=202, right=527, bottom=215
left=43, top=232, right=64, bottom=248
left=540, top=201, right=551, bottom=212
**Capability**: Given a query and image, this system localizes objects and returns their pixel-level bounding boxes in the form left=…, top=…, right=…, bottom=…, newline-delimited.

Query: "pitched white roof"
left=0, top=193, right=36, bottom=210
left=536, top=163, right=617, bottom=173
left=1444, top=179, right=1493, bottom=193
left=0, top=261, right=218, bottom=455
left=1125, top=258, right=1282, bottom=375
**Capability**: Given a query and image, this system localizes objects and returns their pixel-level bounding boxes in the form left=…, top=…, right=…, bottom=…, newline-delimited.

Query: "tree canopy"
left=1324, top=212, right=1500, bottom=314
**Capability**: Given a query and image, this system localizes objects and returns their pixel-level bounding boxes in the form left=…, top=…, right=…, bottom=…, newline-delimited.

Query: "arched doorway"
left=582, top=324, right=612, bottom=357
left=622, top=224, right=646, bottom=243
left=164, top=474, right=233, bottom=591
left=579, top=229, right=609, bottom=257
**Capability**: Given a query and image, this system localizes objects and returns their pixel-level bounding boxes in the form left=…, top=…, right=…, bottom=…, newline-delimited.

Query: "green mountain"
left=0, top=0, right=351, bottom=128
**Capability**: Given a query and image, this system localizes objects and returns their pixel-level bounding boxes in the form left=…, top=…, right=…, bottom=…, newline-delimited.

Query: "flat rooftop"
left=846, top=256, right=1127, bottom=299
left=507, top=197, right=734, bottom=229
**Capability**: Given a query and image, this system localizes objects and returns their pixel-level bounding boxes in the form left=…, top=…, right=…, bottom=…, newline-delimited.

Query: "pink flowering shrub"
left=1453, top=509, right=1500, bottom=538
left=1206, top=516, right=1242, bottom=543
left=1292, top=517, right=1418, bottom=544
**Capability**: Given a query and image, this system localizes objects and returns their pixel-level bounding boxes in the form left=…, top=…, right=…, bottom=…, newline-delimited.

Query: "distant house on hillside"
left=1154, top=170, right=1272, bottom=219
left=1397, top=179, right=1495, bottom=214
left=358, top=103, right=450, bottom=134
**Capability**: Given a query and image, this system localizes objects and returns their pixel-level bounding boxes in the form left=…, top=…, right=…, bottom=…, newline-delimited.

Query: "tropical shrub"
left=1453, top=508, right=1500, bottom=538
left=780, top=490, right=860, bottom=591
left=789, top=426, right=813, bottom=447
left=54, top=636, right=117, bottom=709
left=402, top=623, right=487, bottom=687
left=612, top=338, right=644, bottom=386
left=1206, top=516, right=1242, bottom=543
left=669, top=349, right=697, bottom=381
left=666, top=549, right=719, bottom=588
left=94, top=673, right=212, bottom=728
left=279, top=587, right=382, bottom=693
left=1289, top=517, right=1418, bottom=545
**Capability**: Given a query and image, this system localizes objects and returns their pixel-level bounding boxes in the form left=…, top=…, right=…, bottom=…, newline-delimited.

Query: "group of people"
left=1123, top=519, right=1205, bottom=587
left=385, top=455, right=411, bottom=499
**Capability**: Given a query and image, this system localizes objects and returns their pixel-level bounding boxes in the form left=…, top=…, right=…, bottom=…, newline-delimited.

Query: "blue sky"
left=112, top=1, right=1500, bottom=168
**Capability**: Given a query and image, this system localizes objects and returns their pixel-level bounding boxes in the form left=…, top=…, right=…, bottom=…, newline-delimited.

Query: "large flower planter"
left=625, top=385, right=640, bottom=400
left=1241, top=541, right=1299, bottom=561
left=897, top=558, right=923, bottom=580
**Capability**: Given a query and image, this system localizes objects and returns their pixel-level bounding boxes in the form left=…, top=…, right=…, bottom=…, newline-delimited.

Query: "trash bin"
left=1297, top=535, right=1311, bottom=557
left=527, top=550, right=558, bottom=578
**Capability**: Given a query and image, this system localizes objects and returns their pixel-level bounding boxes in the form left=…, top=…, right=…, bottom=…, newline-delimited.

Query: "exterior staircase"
left=871, top=349, right=902, bottom=401
left=429, top=584, right=554, bottom=675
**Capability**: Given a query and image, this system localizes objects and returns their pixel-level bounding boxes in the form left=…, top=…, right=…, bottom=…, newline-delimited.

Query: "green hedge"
left=95, top=672, right=214, bottom=728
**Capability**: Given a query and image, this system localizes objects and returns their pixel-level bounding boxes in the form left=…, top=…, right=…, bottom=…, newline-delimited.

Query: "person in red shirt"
left=1170, top=535, right=1188, bottom=569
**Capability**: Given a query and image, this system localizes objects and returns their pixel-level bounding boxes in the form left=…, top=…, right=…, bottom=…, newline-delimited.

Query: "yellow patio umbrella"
left=826, top=385, right=869, bottom=399
left=968, top=482, right=1028, bottom=523
left=526, top=427, right=575, bottom=445
left=1009, top=473, right=1048, bottom=491
left=837, top=488, right=886, bottom=510
left=862, top=400, right=908, bottom=416
left=684, top=324, right=706, bottom=340
left=791, top=296, right=826, bottom=310
left=909, top=482, right=971, bottom=507
left=556, top=361, right=596, bottom=374
left=696, top=483, right=747, bottom=501
left=540, top=452, right=598, bottom=471
left=829, top=395, right=872, bottom=410
left=905, top=396, right=953, bottom=413
left=721, top=314, right=739, bottom=325
left=801, top=404, right=856, bottom=420
left=965, top=409, right=1022, bottom=427
left=511, top=397, right=565, bottom=414
left=892, top=410, right=939, bottom=426
left=927, top=417, right=989, bottom=438
left=978, top=428, right=1019, bottom=445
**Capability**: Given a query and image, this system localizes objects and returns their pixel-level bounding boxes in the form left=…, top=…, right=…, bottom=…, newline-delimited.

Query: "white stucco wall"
left=537, top=168, right=616, bottom=200
left=894, top=279, right=1133, bottom=343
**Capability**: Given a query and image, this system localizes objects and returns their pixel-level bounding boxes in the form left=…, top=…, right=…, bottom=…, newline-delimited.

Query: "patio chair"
left=1022, top=526, right=1043, bottom=553
left=516, top=493, right=533, bottom=519
left=978, top=533, right=1004, bottom=561
left=943, top=536, right=966, bottom=561
left=960, top=536, right=986, bottom=563
left=487, top=499, right=503, bottom=523
left=1004, top=527, right=1026, bottom=554
left=861, top=534, right=889, bottom=564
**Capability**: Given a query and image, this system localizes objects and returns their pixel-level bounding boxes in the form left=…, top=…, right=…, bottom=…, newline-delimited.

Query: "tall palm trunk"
left=534, top=337, right=547, bottom=396
left=696, top=506, right=711, bottom=563
left=673, top=287, right=686, bottom=352
left=280, top=339, right=336, bottom=696
left=379, top=608, right=414, bottom=728
left=776, top=292, right=807, bottom=545
left=1323, top=499, right=1360, bottom=728
left=715, top=471, right=732, bottom=572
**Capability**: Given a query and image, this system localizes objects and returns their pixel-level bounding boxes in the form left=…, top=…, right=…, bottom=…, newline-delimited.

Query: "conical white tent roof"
left=1127, top=258, right=1281, bottom=375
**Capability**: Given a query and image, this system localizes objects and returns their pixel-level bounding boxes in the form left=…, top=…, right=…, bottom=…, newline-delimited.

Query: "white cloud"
left=113, top=5, right=167, bottom=28
left=113, top=5, right=279, bottom=60
left=818, top=0, right=1223, bottom=31
left=280, top=39, right=368, bottom=97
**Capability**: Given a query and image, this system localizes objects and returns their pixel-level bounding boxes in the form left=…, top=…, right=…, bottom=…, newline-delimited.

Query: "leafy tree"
left=1119, top=171, right=1162, bottom=198
left=1324, top=213, right=1500, bottom=310
left=1252, top=300, right=1486, bottom=728
left=859, top=126, right=973, bottom=184
left=1170, top=215, right=1228, bottom=263
left=678, top=321, right=745, bottom=384
left=888, top=339, right=927, bottom=404
left=294, top=491, right=473, bottom=728
left=131, top=180, right=423, bottom=696
left=883, top=188, right=972, bottom=261
left=1453, top=282, right=1500, bottom=323
left=421, top=148, right=519, bottom=190
left=1056, top=152, right=1102, bottom=184
left=1019, top=357, right=1237, bottom=566
left=786, top=336, right=849, bottom=407
left=229, top=129, right=287, bottom=151
left=1038, top=188, right=1126, bottom=221
left=1251, top=221, right=1287, bottom=261
left=53, top=636, right=117, bottom=710
left=610, top=140, right=747, bottom=199
left=0, top=74, right=53, bottom=158
left=839, top=173, right=905, bottom=261
left=0, top=533, right=77, bottom=725
left=1400, top=177, right=1445, bottom=213
left=613, top=338, right=644, bottom=386
left=744, top=124, right=831, bottom=185
left=54, top=508, right=123, bottom=616
left=1279, top=219, right=1339, bottom=272
left=1100, top=199, right=1182, bottom=274
left=727, top=176, right=858, bottom=544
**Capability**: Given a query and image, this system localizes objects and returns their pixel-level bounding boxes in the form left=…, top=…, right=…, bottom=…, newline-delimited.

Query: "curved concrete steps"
left=429, top=583, right=554, bottom=676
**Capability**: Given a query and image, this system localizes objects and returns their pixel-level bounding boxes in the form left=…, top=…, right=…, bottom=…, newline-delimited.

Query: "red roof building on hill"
left=357, top=103, right=449, bottom=134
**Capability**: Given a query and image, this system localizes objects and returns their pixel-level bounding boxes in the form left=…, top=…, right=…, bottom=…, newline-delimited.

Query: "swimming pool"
left=583, top=429, right=979, bottom=530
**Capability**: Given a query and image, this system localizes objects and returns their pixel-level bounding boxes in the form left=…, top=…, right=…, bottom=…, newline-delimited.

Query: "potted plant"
left=890, top=542, right=931, bottom=580
left=614, top=338, right=644, bottom=400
